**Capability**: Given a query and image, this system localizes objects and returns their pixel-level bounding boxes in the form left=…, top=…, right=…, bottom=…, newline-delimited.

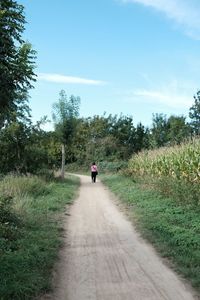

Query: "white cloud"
left=133, top=89, right=192, bottom=108
left=122, top=78, right=196, bottom=109
left=38, top=73, right=106, bottom=86
left=121, top=0, right=200, bottom=39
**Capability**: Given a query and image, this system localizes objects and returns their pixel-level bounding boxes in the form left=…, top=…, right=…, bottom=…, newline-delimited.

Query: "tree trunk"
left=61, top=143, right=65, bottom=179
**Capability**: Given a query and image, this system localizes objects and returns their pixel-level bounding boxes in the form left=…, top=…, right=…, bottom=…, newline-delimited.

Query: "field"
left=127, top=138, right=200, bottom=184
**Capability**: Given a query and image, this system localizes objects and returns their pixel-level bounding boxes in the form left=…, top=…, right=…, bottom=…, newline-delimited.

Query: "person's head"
left=92, top=162, right=95, bottom=165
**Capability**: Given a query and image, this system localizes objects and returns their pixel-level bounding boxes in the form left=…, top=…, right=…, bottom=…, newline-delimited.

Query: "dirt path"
left=43, top=174, right=198, bottom=300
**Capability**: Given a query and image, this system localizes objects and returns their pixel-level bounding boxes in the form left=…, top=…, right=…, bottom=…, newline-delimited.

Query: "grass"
left=0, top=174, right=80, bottom=300
left=101, top=173, right=200, bottom=292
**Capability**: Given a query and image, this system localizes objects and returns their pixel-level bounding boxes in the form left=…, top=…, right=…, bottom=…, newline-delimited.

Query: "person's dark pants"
left=91, top=172, right=97, bottom=182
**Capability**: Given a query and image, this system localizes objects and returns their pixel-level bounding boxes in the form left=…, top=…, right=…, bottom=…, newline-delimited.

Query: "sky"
left=20, top=0, right=200, bottom=130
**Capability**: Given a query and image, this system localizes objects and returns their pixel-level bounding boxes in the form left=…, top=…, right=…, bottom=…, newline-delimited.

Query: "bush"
left=0, top=175, right=51, bottom=199
left=0, top=195, right=21, bottom=227
left=35, top=168, right=55, bottom=182
left=0, top=195, right=22, bottom=252
left=156, top=177, right=200, bottom=206
left=98, top=161, right=128, bottom=173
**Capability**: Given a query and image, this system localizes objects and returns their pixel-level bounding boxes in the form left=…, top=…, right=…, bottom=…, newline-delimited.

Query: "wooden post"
left=61, top=144, right=65, bottom=179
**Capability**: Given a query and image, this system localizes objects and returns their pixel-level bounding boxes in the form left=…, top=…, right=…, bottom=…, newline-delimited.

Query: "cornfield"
left=128, top=138, right=200, bottom=183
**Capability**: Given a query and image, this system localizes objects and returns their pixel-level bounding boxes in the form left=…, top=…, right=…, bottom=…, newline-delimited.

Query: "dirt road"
left=43, top=174, right=197, bottom=300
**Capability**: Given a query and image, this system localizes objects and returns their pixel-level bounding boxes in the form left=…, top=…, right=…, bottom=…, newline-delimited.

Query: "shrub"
left=0, top=195, right=22, bottom=252
left=0, top=175, right=50, bottom=199
left=98, top=161, right=128, bottom=173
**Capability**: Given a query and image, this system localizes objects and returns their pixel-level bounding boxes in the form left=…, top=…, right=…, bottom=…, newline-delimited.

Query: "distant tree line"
left=0, top=0, right=200, bottom=175
left=56, top=104, right=199, bottom=169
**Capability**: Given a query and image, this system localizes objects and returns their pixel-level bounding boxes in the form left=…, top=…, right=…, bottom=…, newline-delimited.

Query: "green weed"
left=101, top=174, right=200, bottom=291
left=0, top=174, right=79, bottom=299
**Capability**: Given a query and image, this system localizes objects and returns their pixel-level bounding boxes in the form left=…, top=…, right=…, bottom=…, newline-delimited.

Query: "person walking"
left=91, top=162, right=98, bottom=183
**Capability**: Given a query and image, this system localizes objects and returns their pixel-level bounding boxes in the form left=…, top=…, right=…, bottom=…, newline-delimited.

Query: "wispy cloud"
left=38, top=73, right=106, bottom=86
left=133, top=89, right=192, bottom=108
left=121, top=0, right=200, bottom=39
left=123, top=79, right=195, bottom=109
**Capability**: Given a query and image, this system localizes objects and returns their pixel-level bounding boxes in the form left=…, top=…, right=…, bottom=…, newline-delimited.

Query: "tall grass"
left=99, top=139, right=200, bottom=293
left=98, top=161, right=127, bottom=173
left=101, top=174, right=200, bottom=292
left=127, top=138, right=200, bottom=184
left=0, top=174, right=79, bottom=299
left=0, top=175, right=50, bottom=198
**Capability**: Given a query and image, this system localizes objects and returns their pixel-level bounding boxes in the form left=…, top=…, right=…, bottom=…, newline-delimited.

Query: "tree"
left=52, top=90, right=80, bottom=179
left=71, top=114, right=150, bottom=165
left=0, top=118, right=58, bottom=175
left=0, top=121, right=30, bottom=173
left=0, top=0, right=36, bottom=127
left=134, top=122, right=150, bottom=152
left=150, top=113, right=169, bottom=148
left=167, top=115, right=190, bottom=144
left=111, top=115, right=136, bottom=159
left=189, top=91, right=200, bottom=135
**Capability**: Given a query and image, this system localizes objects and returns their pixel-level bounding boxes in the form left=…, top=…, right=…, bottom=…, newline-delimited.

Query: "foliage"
left=0, top=121, right=30, bottom=173
left=101, top=174, right=200, bottom=290
left=26, top=125, right=61, bottom=172
left=0, top=120, right=59, bottom=175
left=189, top=90, right=200, bottom=135
left=52, top=90, right=81, bottom=177
left=149, top=113, right=190, bottom=148
left=150, top=113, right=169, bottom=147
left=71, top=112, right=191, bottom=167
left=0, top=0, right=36, bottom=127
left=155, top=176, right=200, bottom=206
left=0, top=194, right=22, bottom=251
left=167, top=115, right=190, bottom=144
left=0, top=174, right=79, bottom=299
left=127, top=138, right=200, bottom=185
left=98, top=161, right=128, bottom=173
left=72, top=114, right=150, bottom=166
left=52, top=90, right=80, bottom=145
left=0, top=0, right=199, bottom=177
left=0, top=174, right=51, bottom=199
left=0, top=110, right=196, bottom=176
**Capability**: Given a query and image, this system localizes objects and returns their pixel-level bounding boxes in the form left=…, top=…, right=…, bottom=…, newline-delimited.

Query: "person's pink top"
left=91, top=165, right=97, bottom=172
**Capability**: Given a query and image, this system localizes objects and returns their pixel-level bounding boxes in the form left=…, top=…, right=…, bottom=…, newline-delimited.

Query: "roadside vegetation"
left=127, top=138, right=200, bottom=185
left=101, top=140, right=200, bottom=291
left=1, top=0, right=200, bottom=298
left=0, top=174, right=79, bottom=299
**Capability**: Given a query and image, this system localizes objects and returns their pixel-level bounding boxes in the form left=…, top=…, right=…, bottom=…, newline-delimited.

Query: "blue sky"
left=20, top=0, right=200, bottom=130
